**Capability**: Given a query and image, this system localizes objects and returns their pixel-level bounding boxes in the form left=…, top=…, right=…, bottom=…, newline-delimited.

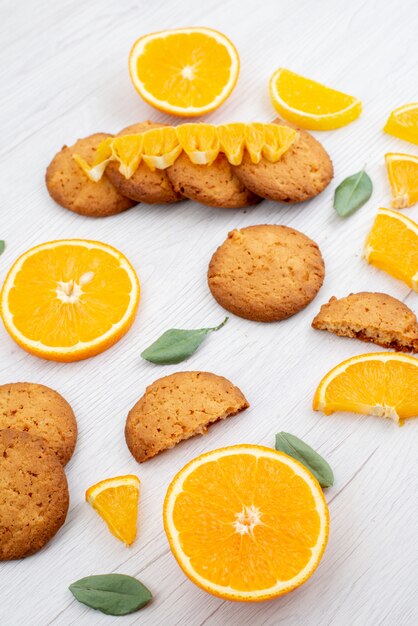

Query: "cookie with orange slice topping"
left=105, top=121, right=183, bottom=204
left=46, top=133, right=136, bottom=217
left=233, top=119, right=333, bottom=203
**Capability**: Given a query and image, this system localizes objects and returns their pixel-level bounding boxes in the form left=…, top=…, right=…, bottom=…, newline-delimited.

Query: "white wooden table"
left=1, top=0, right=417, bottom=624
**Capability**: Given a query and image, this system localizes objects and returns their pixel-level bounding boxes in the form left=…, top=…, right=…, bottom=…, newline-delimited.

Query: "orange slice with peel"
left=129, top=27, right=239, bottom=117
left=313, top=352, right=418, bottom=424
left=217, top=123, right=246, bottom=166
left=176, top=124, right=220, bottom=165
left=0, top=240, right=140, bottom=361
left=141, top=127, right=182, bottom=171
left=384, top=103, right=418, bottom=146
left=269, top=68, right=362, bottom=130
left=364, top=207, right=418, bottom=291
left=164, top=444, right=329, bottom=601
left=385, top=152, right=418, bottom=209
left=86, top=475, right=140, bottom=546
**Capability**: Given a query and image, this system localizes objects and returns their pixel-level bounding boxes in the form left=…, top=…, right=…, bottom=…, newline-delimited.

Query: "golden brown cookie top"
left=125, top=371, right=249, bottom=462
left=105, top=121, right=183, bottom=204
left=167, top=152, right=261, bottom=208
left=0, top=429, right=69, bottom=560
left=0, top=383, right=77, bottom=465
left=45, top=133, right=136, bottom=217
left=208, top=224, right=325, bottom=322
left=233, top=118, right=333, bottom=203
left=312, top=292, right=418, bottom=352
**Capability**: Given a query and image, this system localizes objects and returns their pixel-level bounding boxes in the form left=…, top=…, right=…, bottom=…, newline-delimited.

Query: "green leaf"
left=275, top=432, right=334, bottom=488
left=0, top=241, right=5, bottom=256
left=69, top=574, right=152, bottom=616
left=141, top=317, right=229, bottom=365
left=333, top=169, right=372, bottom=217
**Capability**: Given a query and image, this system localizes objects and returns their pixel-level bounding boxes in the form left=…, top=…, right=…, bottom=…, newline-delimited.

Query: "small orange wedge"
left=313, top=353, right=418, bottom=424
left=385, top=152, right=418, bottom=209
left=176, top=123, right=220, bottom=165
left=129, top=27, right=239, bottom=117
left=364, top=207, right=418, bottom=291
left=86, top=475, right=140, bottom=546
left=384, top=103, right=418, bottom=146
left=0, top=240, right=140, bottom=361
left=164, top=445, right=329, bottom=601
left=269, top=68, right=362, bottom=130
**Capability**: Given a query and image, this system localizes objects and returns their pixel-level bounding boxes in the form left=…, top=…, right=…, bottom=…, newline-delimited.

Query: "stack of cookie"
left=0, top=383, right=77, bottom=560
left=45, top=118, right=333, bottom=216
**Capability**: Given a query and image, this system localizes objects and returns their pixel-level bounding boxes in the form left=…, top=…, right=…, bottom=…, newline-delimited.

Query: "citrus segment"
left=384, top=103, right=418, bottom=146
left=112, top=134, right=143, bottom=178
left=129, top=27, right=239, bottom=116
left=313, top=352, right=418, bottom=423
left=262, top=123, right=298, bottom=162
left=245, top=123, right=266, bottom=164
left=86, top=475, right=140, bottom=546
left=385, top=152, right=418, bottom=209
left=269, top=68, right=362, bottom=130
left=364, top=207, right=418, bottom=291
left=0, top=240, right=140, bottom=361
left=73, top=137, right=114, bottom=182
left=217, top=123, right=246, bottom=165
left=164, top=445, right=329, bottom=601
left=141, top=127, right=182, bottom=171
left=176, top=124, right=220, bottom=165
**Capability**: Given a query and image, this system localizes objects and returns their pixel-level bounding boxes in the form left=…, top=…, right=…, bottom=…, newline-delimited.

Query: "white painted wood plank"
left=0, top=0, right=417, bottom=624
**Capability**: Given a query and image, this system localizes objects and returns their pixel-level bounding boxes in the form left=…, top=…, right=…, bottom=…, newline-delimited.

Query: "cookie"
left=312, top=292, right=418, bottom=352
left=167, top=152, right=261, bottom=208
left=0, top=383, right=77, bottom=465
left=233, top=118, right=333, bottom=203
left=208, top=224, right=325, bottom=322
left=46, top=133, right=136, bottom=217
left=0, top=429, right=69, bottom=560
left=105, top=121, right=183, bottom=204
left=125, top=371, right=249, bottom=462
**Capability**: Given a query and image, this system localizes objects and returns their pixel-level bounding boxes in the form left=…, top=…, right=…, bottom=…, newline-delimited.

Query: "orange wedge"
left=86, top=475, right=140, bottom=546
left=141, top=127, right=182, bottom=171
left=217, top=123, right=246, bottom=165
left=0, top=240, right=140, bottom=361
left=73, top=137, right=113, bottom=182
left=176, top=123, right=220, bottom=165
left=269, top=68, right=362, bottom=130
left=384, top=103, right=418, bottom=146
left=164, top=444, right=329, bottom=601
left=385, top=152, right=418, bottom=209
left=129, top=27, right=239, bottom=117
left=111, top=134, right=143, bottom=178
left=313, top=353, right=418, bottom=424
left=262, top=123, right=298, bottom=162
left=364, top=207, right=418, bottom=291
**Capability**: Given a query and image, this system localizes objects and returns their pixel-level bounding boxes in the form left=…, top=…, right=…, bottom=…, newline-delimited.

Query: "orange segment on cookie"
left=176, top=124, right=220, bottom=165
left=0, top=240, right=140, bottom=361
left=164, top=445, right=329, bottom=601
left=86, top=475, right=140, bottom=546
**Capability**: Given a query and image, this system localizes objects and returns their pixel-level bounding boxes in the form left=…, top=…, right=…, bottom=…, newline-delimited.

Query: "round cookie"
left=233, top=119, right=333, bottom=203
left=0, top=383, right=77, bottom=466
left=0, top=429, right=69, bottom=560
left=46, top=133, right=136, bottom=217
left=125, top=371, right=249, bottom=462
left=208, top=224, right=325, bottom=322
left=105, top=121, right=183, bottom=204
left=167, top=152, right=261, bottom=208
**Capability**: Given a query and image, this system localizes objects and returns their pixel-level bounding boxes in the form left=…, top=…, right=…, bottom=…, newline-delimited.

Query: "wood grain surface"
left=0, top=0, right=417, bottom=624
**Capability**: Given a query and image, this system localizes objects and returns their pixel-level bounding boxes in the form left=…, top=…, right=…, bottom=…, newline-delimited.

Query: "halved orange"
left=313, top=353, right=418, bottom=424
left=364, top=207, right=418, bottom=291
left=269, top=68, right=362, bottom=130
left=0, top=240, right=140, bottom=361
left=385, top=152, right=418, bottom=209
left=384, top=103, right=418, bottom=146
left=86, top=475, right=140, bottom=546
left=129, top=27, right=240, bottom=117
left=164, top=444, right=329, bottom=601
